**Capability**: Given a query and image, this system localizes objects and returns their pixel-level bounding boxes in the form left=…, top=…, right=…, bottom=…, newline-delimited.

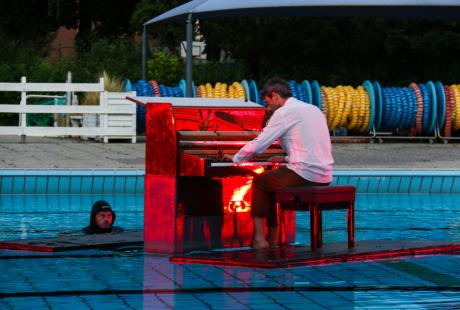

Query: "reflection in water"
left=296, top=193, right=460, bottom=245
left=19, top=218, right=29, bottom=239
left=141, top=254, right=460, bottom=309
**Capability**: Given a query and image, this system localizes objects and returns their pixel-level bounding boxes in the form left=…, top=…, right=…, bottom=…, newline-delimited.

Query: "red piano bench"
left=276, top=185, right=356, bottom=251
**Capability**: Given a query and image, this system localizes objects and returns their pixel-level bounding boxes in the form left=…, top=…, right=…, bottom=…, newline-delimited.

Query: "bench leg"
left=317, top=209, right=323, bottom=248
left=347, top=202, right=355, bottom=248
left=277, top=203, right=286, bottom=247
left=310, top=204, right=318, bottom=251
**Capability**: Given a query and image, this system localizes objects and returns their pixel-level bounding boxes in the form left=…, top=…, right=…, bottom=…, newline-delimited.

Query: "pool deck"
left=1, top=135, right=460, bottom=169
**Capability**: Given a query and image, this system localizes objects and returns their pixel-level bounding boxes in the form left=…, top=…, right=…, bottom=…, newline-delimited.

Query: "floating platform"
left=171, top=240, right=460, bottom=268
left=0, top=231, right=143, bottom=252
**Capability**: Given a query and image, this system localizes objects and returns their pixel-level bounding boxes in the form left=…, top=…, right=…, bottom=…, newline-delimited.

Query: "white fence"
left=0, top=77, right=136, bottom=143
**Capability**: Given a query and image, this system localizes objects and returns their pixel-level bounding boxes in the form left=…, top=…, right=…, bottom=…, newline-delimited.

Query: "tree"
left=48, top=0, right=142, bottom=52
left=200, top=16, right=460, bottom=85
left=131, top=0, right=188, bottom=55
left=0, top=0, right=53, bottom=40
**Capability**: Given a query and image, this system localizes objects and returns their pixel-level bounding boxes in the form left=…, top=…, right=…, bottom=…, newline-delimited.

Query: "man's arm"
left=232, top=110, right=286, bottom=163
left=223, top=154, right=234, bottom=161
left=267, top=155, right=287, bottom=163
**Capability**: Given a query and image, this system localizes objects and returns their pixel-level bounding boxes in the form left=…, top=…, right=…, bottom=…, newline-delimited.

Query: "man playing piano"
left=224, top=77, right=334, bottom=249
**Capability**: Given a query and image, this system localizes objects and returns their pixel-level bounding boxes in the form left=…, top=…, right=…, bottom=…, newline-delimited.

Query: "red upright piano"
left=128, top=97, right=296, bottom=254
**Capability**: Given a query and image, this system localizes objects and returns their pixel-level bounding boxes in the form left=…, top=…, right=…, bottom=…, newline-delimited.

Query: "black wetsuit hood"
left=82, top=200, right=117, bottom=234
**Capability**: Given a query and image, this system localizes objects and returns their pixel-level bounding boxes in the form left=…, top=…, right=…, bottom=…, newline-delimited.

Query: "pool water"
left=298, top=193, right=460, bottom=245
left=1, top=192, right=460, bottom=309
left=0, top=194, right=143, bottom=240
left=2, top=193, right=460, bottom=243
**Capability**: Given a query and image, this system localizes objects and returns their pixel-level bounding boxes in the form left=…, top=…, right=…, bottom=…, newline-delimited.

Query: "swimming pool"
left=1, top=170, right=460, bottom=309
left=2, top=193, right=460, bottom=244
left=0, top=194, right=143, bottom=240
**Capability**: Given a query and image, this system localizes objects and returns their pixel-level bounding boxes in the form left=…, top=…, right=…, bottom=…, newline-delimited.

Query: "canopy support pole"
left=186, top=13, right=193, bottom=97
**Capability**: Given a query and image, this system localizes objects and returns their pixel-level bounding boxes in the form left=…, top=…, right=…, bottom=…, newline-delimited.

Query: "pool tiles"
left=3, top=169, right=460, bottom=194
left=2, top=255, right=460, bottom=309
left=3, top=255, right=458, bottom=293
left=334, top=170, right=460, bottom=193
left=0, top=169, right=144, bottom=194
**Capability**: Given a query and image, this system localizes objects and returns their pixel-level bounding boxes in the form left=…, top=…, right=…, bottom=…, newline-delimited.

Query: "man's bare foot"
left=268, top=238, right=277, bottom=249
left=252, top=239, right=269, bottom=250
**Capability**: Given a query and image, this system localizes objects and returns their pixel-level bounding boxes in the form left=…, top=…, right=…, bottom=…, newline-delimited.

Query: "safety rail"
left=0, top=77, right=136, bottom=143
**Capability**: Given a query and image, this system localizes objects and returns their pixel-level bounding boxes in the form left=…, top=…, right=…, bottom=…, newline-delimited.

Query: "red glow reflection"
left=227, top=200, right=250, bottom=213
left=224, top=167, right=264, bottom=213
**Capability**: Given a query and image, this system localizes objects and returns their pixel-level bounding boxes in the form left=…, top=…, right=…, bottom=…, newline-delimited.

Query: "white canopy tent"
left=142, top=0, right=460, bottom=96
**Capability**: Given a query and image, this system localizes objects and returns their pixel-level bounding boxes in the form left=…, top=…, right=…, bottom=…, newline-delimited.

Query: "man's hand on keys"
left=223, top=154, right=234, bottom=162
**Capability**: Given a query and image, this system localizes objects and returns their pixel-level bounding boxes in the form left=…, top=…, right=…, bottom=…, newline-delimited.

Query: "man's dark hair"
left=261, top=77, right=292, bottom=99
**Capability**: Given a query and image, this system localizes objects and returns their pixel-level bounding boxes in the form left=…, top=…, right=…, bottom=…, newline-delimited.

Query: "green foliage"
left=131, top=0, right=187, bottom=53
left=0, top=32, right=48, bottom=66
left=131, top=0, right=187, bottom=27
left=0, top=0, right=54, bottom=40
left=28, top=60, right=75, bottom=83
left=147, top=51, right=183, bottom=84
left=146, top=53, right=249, bottom=86
left=200, top=17, right=460, bottom=85
left=0, top=38, right=141, bottom=83
left=0, top=36, right=141, bottom=125
left=192, top=60, right=249, bottom=85
left=48, top=0, right=141, bottom=52
left=73, top=37, right=142, bottom=82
